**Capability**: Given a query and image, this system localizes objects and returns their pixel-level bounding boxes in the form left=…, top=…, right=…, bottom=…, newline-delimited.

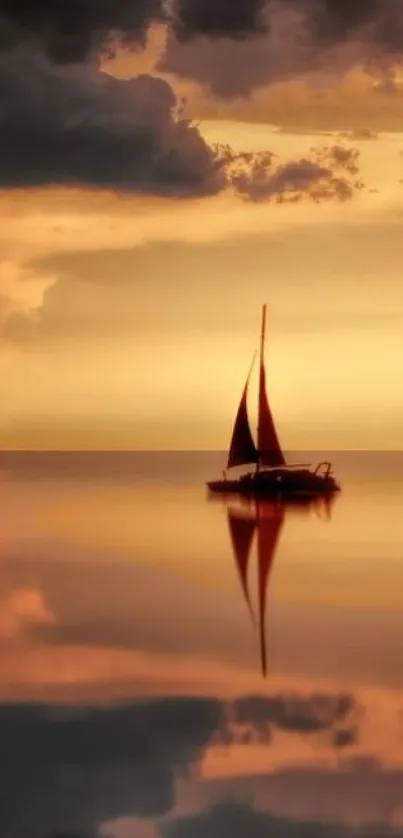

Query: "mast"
left=259, top=303, right=267, bottom=390
left=256, top=304, right=266, bottom=474
left=257, top=305, right=286, bottom=469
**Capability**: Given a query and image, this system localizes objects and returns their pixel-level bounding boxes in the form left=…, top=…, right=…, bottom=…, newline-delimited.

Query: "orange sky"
left=2, top=27, right=403, bottom=450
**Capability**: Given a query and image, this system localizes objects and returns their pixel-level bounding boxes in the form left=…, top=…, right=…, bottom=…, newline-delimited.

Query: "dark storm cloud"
left=0, top=2, right=368, bottom=198
left=171, top=0, right=268, bottom=39
left=160, top=0, right=403, bottom=97
left=307, top=0, right=403, bottom=52
left=0, top=0, right=164, bottom=63
left=2, top=0, right=403, bottom=70
left=0, top=0, right=271, bottom=64
left=0, top=0, right=268, bottom=63
left=0, top=46, right=363, bottom=198
left=0, top=49, right=225, bottom=196
left=170, top=0, right=403, bottom=49
left=158, top=29, right=287, bottom=98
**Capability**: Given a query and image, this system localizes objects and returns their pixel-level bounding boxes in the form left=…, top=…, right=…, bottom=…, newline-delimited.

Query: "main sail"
left=227, top=354, right=259, bottom=470
left=257, top=305, right=285, bottom=468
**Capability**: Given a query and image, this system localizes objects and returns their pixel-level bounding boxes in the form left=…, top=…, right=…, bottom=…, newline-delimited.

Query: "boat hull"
left=207, top=466, right=340, bottom=498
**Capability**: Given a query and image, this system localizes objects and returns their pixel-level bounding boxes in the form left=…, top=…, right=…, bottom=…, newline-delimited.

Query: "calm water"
left=2, top=451, right=403, bottom=837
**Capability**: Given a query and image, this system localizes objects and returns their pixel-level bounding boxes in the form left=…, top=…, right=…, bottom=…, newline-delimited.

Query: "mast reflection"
left=225, top=495, right=336, bottom=677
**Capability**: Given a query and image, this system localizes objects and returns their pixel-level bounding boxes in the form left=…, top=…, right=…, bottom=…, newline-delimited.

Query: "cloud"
left=0, top=0, right=400, bottom=192
left=0, top=178, right=367, bottom=338
left=0, top=48, right=363, bottom=332
left=0, top=260, right=56, bottom=322
left=0, top=43, right=364, bottom=204
left=0, top=0, right=273, bottom=64
left=170, top=0, right=268, bottom=40
left=0, top=49, right=227, bottom=197
left=0, top=0, right=164, bottom=64
left=158, top=5, right=316, bottom=98
left=227, top=144, right=363, bottom=203
left=2, top=0, right=403, bottom=64
left=339, top=129, right=379, bottom=141
left=2, top=0, right=403, bottom=94
left=159, top=1, right=403, bottom=98
left=321, top=145, right=360, bottom=175
left=167, top=0, right=403, bottom=52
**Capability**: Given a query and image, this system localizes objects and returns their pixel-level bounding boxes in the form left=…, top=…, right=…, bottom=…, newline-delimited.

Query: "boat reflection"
left=224, top=494, right=336, bottom=677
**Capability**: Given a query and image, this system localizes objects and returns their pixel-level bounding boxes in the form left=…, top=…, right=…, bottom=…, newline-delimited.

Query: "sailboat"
left=207, top=304, right=340, bottom=498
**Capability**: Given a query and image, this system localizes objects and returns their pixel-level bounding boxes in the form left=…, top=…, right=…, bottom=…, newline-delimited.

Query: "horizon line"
left=1, top=449, right=403, bottom=455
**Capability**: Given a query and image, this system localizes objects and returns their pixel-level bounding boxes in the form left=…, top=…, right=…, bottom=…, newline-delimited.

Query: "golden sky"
left=2, top=18, right=403, bottom=450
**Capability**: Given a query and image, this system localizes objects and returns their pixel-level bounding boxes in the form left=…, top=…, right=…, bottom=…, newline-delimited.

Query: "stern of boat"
left=313, top=462, right=341, bottom=492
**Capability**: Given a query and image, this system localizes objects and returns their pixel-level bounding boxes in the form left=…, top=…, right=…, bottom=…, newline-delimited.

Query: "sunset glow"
left=1, top=10, right=403, bottom=451
left=3, top=4, right=403, bottom=835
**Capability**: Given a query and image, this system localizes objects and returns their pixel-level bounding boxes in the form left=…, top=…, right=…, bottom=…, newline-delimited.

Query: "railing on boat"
left=313, top=461, right=332, bottom=478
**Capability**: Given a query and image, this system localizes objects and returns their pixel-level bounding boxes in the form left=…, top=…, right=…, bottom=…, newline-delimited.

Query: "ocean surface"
left=2, top=451, right=403, bottom=837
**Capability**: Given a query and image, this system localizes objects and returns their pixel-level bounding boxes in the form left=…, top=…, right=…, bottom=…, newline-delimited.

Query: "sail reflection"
left=226, top=495, right=336, bottom=678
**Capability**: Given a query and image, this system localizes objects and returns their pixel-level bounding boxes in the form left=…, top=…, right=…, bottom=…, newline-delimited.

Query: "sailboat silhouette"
left=227, top=495, right=334, bottom=677
left=207, top=305, right=341, bottom=498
